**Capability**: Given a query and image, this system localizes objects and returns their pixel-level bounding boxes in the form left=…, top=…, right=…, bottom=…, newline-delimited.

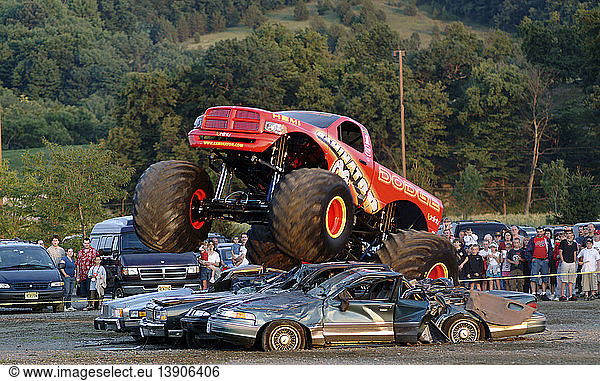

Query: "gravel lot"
left=0, top=298, right=598, bottom=365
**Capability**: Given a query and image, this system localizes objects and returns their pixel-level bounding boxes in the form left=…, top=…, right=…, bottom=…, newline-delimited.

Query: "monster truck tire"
left=377, top=230, right=459, bottom=283
left=133, top=160, right=213, bottom=253
left=246, top=225, right=299, bottom=270
left=269, top=168, right=353, bottom=263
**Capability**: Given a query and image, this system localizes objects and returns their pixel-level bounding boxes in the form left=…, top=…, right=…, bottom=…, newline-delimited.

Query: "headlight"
left=194, top=115, right=204, bottom=129
left=220, top=310, right=256, bottom=322
left=155, top=309, right=168, bottom=321
left=187, top=266, right=200, bottom=274
left=0, top=283, right=10, bottom=289
left=188, top=309, right=210, bottom=317
left=264, top=121, right=286, bottom=135
left=130, top=310, right=146, bottom=318
left=50, top=281, right=64, bottom=287
left=111, top=308, right=123, bottom=318
left=122, top=267, right=139, bottom=276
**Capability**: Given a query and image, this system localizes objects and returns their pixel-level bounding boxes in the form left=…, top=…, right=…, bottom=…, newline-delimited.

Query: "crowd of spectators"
left=443, top=220, right=600, bottom=301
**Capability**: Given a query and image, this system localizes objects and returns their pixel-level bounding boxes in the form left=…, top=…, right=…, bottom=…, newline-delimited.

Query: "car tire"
left=261, top=320, right=305, bottom=351
left=52, top=302, right=65, bottom=313
left=269, top=168, right=353, bottom=264
left=377, top=230, right=460, bottom=284
left=442, top=315, right=483, bottom=343
left=133, top=160, right=214, bottom=253
left=114, top=287, right=125, bottom=299
left=246, top=225, right=299, bottom=270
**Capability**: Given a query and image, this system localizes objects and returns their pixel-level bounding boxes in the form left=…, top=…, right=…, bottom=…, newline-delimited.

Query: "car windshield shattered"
left=0, top=247, right=55, bottom=269
left=306, top=269, right=362, bottom=298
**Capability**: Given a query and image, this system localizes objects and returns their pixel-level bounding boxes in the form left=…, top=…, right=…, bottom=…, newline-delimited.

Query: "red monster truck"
left=132, top=106, right=458, bottom=281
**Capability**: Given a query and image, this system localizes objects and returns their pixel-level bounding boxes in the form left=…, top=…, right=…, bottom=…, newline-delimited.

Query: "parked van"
left=90, top=216, right=202, bottom=298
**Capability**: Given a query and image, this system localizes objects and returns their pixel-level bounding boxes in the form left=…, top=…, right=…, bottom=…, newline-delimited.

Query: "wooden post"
left=393, top=50, right=407, bottom=178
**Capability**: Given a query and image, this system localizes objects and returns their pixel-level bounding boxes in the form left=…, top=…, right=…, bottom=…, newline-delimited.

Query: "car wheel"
left=443, top=316, right=483, bottom=343
left=261, top=321, right=305, bottom=351
left=245, top=225, right=299, bottom=270
left=114, top=287, right=125, bottom=299
left=52, top=302, right=65, bottom=313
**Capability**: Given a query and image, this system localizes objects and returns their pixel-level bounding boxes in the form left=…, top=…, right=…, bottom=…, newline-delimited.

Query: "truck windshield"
left=0, top=247, right=55, bottom=269
left=121, top=233, right=157, bottom=253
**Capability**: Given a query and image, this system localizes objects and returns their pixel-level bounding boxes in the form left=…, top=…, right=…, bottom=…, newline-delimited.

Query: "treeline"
left=2, top=0, right=600, bottom=217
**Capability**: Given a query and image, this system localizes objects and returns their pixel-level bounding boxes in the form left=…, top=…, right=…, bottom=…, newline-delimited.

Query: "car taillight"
left=527, top=302, right=537, bottom=309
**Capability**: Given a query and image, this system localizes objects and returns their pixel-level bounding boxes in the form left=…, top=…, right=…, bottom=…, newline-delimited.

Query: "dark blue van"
left=90, top=216, right=202, bottom=298
left=0, top=240, right=65, bottom=312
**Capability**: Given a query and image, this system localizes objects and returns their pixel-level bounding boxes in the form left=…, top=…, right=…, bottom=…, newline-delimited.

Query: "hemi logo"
left=378, top=168, right=441, bottom=212
left=272, top=113, right=301, bottom=126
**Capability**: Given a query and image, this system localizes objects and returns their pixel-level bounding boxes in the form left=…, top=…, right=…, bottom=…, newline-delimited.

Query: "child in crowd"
left=578, top=239, right=600, bottom=300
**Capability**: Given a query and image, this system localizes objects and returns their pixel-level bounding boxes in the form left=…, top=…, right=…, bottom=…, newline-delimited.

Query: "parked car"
left=207, top=268, right=545, bottom=351
left=0, top=240, right=64, bottom=312
left=89, top=216, right=203, bottom=297
left=518, top=226, right=537, bottom=239
left=93, top=288, right=194, bottom=339
left=208, top=233, right=230, bottom=244
left=181, top=262, right=391, bottom=347
left=451, top=221, right=509, bottom=244
left=572, top=222, right=600, bottom=238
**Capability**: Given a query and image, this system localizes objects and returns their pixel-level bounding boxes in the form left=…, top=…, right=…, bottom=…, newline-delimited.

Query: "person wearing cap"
left=592, top=230, right=600, bottom=252
left=486, top=242, right=502, bottom=290
left=577, top=238, right=600, bottom=300
left=526, top=226, right=553, bottom=300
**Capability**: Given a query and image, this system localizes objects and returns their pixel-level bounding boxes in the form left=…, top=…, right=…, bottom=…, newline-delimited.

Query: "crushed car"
left=206, top=269, right=546, bottom=351
left=141, top=262, right=389, bottom=346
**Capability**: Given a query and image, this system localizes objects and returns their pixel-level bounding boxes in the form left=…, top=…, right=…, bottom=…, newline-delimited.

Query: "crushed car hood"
left=153, top=291, right=233, bottom=306
left=222, top=291, right=318, bottom=312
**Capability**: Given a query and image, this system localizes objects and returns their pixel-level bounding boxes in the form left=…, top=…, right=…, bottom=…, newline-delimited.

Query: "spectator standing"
left=453, top=239, right=468, bottom=281
left=463, top=228, right=478, bottom=246
left=37, top=239, right=45, bottom=247
left=441, top=217, right=452, bottom=233
left=592, top=230, right=600, bottom=252
left=479, top=240, right=491, bottom=291
left=458, top=231, right=466, bottom=246
left=500, top=241, right=512, bottom=290
left=238, top=233, right=249, bottom=265
left=578, top=239, right=600, bottom=300
left=526, top=227, right=552, bottom=300
left=552, top=236, right=563, bottom=300
left=86, top=256, right=107, bottom=310
left=576, top=226, right=586, bottom=245
left=465, top=244, right=484, bottom=290
left=442, top=229, right=453, bottom=241
left=486, top=242, right=502, bottom=290
left=76, top=238, right=98, bottom=310
left=507, top=238, right=526, bottom=292
left=499, top=231, right=513, bottom=252
left=198, top=242, right=210, bottom=290
left=58, top=248, right=77, bottom=311
left=511, top=226, right=525, bottom=244
left=47, top=235, right=65, bottom=265
left=200, top=242, right=221, bottom=284
left=559, top=229, right=579, bottom=301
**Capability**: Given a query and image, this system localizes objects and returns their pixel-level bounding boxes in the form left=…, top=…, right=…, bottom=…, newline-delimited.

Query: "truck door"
left=326, top=120, right=377, bottom=213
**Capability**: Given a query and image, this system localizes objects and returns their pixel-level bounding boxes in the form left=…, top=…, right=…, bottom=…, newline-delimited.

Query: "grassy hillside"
left=187, top=0, right=490, bottom=50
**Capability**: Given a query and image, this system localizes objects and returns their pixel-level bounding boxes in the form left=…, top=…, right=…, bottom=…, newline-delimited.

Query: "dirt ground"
left=0, top=298, right=598, bottom=365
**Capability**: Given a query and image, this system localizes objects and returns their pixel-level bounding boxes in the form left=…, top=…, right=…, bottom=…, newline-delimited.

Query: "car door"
left=322, top=278, right=396, bottom=344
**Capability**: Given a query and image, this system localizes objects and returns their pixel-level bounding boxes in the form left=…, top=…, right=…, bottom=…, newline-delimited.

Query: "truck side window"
left=111, top=236, right=119, bottom=254
left=338, top=121, right=364, bottom=153
left=99, top=236, right=112, bottom=255
left=90, top=237, right=100, bottom=251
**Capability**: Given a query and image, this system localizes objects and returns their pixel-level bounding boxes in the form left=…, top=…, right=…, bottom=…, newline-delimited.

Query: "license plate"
left=206, top=322, right=211, bottom=333
left=25, top=292, right=39, bottom=300
left=158, top=285, right=171, bottom=292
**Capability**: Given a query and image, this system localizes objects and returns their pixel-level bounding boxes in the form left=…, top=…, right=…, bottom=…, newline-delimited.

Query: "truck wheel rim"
left=189, top=189, right=206, bottom=230
left=270, top=326, right=300, bottom=351
left=325, top=196, right=346, bottom=239
left=426, top=263, right=448, bottom=279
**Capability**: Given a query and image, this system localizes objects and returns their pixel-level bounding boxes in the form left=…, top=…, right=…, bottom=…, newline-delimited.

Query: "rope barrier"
left=457, top=269, right=600, bottom=283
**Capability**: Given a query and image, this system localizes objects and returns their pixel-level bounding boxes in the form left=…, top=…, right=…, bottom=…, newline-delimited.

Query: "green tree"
left=294, top=0, right=310, bottom=21
left=558, top=171, right=600, bottom=224
left=540, top=160, right=569, bottom=222
left=20, top=141, right=133, bottom=238
left=452, top=164, right=483, bottom=219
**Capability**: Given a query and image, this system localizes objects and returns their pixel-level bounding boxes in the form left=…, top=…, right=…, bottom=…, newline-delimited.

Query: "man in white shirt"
left=463, top=228, right=478, bottom=246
